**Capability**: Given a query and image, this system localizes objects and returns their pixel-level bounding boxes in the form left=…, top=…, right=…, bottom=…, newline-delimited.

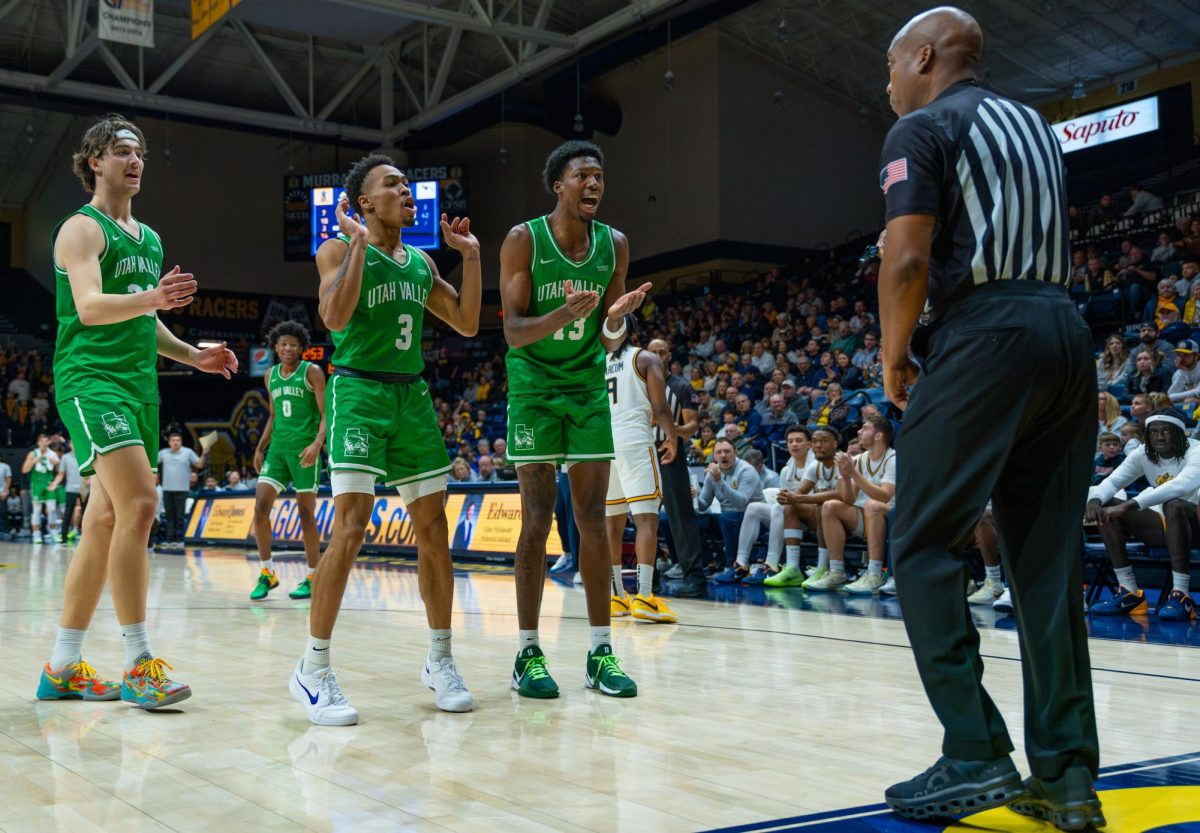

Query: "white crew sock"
left=611, top=565, right=624, bottom=597
left=261, top=556, right=275, bottom=573
left=49, top=627, right=86, bottom=670
left=519, top=629, right=540, bottom=649
left=817, top=547, right=829, bottom=571
left=637, top=564, right=654, bottom=597
left=121, top=622, right=152, bottom=671
left=1172, top=571, right=1191, bottom=594
left=429, top=629, right=452, bottom=662
left=1114, top=566, right=1138, bottom=593
left=589, top=626, right=611, bottom=651
left=985, top=564, right=1002, bottom=582
left=785, top=539, right=801, bottom=570
left=829, top=558, right=844, bottom=575
left=303, top=635, right=331, bottom=675
left=867, top=561, right=883, bottom=578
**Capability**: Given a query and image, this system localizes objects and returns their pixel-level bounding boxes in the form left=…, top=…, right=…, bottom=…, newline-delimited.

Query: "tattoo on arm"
left=322, top=248, right=352, bottom=299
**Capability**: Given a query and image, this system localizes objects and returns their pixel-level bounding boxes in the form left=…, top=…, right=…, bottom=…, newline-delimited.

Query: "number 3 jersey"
left=330, top=237, right=431, bottom=375
left=53, top=204, right=163, bottom=405
left=505, top=216, right=615, bottom=394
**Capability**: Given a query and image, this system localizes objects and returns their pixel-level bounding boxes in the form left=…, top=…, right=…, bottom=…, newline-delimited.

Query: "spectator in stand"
left=1087, top=193, right=1120, bottom=232
left=1120, top=421, right=1143, bottom=454
left=830, top=321, right=857, bottom=356
left=1125, top=350, right=1170, bottom=396
left=1070, top=249, right=1087, bottom=281
left=722, top=422, right=755, bottom=459
left=692, top=423, right=716, bottom=463
left=760, top=394, right=800, bottom=448
left=745, top=449, right=780, bottom=489
left=1124, top=183, right=1163, bottom=219
left=1088, top=409, right=1199, bottom=621
left=834, top=351, right=864, bottom=390
left=157, top=432, right=208, bottom=545
left=732, top=394, right=762, bottom=444
left=1167, top=340, right=1200, bottom=402
left=1146, top=278, right=1182, bottom=330
left=1120, top=246, right=1161, bottom=316
left=1084, top=255, right=1116, bottom=293
left=1098, top=393, right=1127, bottom=440
left=1096, top=334, right=1130, bottom=392
left=1093, top=432, right=1126, bottom=486
left=1151, top=231, right=1176, bottom=265
left=853, top=332, right=879, bottom=371
left=1185, top=218, right=1200, bottom=258
left=1129, top=322, right=1176, bottom=369
left=812, top=383, right=852, bottom=431
left=476, top=438, right=491, bottom=459
left=225, top=469, right=251, bottom=492
left=475, top=455, right=498, bottom=483
left=750, top=342, right=775, bottom=376
left=1129, top=393, right=1153, bottom=427
left=754, top=383, right=779, bottom=417
left=780, top=380, right=811, bottom=423
left=1178, top=259, right=1200, bottom=309
left=814, top=351, right=842, bottom=392
left=203, top=475, right=221, bottom=492
left=7, top=366, right=30, bottom=403
left=449, top=457, right=479, bottom=483
left=700, top=438, right=765, bottom=582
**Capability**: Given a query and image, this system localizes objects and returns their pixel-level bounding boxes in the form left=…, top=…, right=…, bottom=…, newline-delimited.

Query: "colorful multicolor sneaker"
left=764, top=564, right=806, bottom=587
left=585, top=644, right=637, bottom=698
left=1090, top=586, right=1147, bottom=616
left=844, top=572, right=887, bottom=595
left=611, top=592, right=631, bottom=618
left=36, top=659, right=121, bottom=701
left=712, top=565, right=749, bottom=584
left=801, top=565, right=829, bottom=589
left=1158, top=589, right=1196, bottom=621
left=805, top=570, right=847, bottom=592
left=289, top=576, right=313, bottom=600
left=742, top=565, right=779, bottom=585
left=250, top=568, right=279, bottom=601
left=121, top=656, right=191, bottom=709
left=631, top=593, right=678, bottom=623
left=512, top=645, right=559, bottom=699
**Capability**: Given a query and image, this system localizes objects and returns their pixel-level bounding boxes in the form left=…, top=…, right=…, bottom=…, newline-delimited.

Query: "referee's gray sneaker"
left=885, top=755, right=1026, bottom=819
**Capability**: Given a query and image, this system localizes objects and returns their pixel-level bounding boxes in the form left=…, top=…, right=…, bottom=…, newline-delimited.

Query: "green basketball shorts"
left=58, top=396, right=159, bottom=477
left=506, top=387, right=615, bottom=465
left=259, top=445, right=322, bottom=493
left=326, top=374, right=451, bottom=488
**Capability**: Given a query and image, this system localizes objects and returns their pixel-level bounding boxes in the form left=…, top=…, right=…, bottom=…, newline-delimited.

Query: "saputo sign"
left=1053, top=96, right=1159, bottom=154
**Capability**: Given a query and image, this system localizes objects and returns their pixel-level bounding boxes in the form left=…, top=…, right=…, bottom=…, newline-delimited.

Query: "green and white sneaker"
left=804, top=570, right=847, bottom=592
left=763, top=564, right=807, bottom=587
left=800, top=565, right=828, bottom=589
left=289, top=576, right=313, bottom=600
left=249, top=568, right=279, bottom=601
left=843, top=572, right=886, bottom=595
left=585, top=644, right=637, bottom=698
left=967, top=577, right=1005, bottom=605
left=512, top=645, right=560, bottom=699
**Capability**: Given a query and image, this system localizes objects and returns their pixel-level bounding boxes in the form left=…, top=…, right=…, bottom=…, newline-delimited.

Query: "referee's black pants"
left=659, top=441, right=705, bottom=582
left=892, top=280, right=1099, bottom=782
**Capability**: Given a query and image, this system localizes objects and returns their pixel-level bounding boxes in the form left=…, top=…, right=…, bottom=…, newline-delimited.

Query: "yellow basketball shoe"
left=631, top=593, right=678, bottom=623
left=611, top=592, right=631, bottom=618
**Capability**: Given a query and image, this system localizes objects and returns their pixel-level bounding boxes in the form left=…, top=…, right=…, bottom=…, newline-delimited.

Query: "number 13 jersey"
left=329, top=237, right=430, bottom=375
left=506, top=216, right=615, bottom=394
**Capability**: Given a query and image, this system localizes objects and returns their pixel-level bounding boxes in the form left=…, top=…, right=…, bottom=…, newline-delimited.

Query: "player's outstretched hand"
left=606, top=282, right=653, bottom=319
left=658, top=438, right=676, bottom=465
left=194, top=341, right=239, bottom=379
left=440, top=214, right=479, bottom=255
left=563, top=279, right=600, bottom=319
left=883, top=358, right=920, bottom=411
left=335, top=193, right=368, bottom=242
left=151, top=266, right=197, bottom=310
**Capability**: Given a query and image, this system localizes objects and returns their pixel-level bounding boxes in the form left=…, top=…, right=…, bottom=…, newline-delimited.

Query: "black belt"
left=332, top=366, right=422, bottom=384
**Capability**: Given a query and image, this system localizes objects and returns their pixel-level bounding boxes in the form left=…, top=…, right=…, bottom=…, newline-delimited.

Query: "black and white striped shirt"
left=656, top=373, right=697, bottom=445
left=880, top=80, right=1068, bottom=308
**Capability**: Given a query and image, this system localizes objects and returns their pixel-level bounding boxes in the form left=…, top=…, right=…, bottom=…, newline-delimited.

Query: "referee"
left=876, top=8, right=1101, bottom=830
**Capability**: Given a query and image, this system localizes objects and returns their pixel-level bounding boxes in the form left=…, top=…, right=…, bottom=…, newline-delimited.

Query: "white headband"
left=1145, top=414, right=1186, bottom=432
left=114, top=128, right=140, bottom=143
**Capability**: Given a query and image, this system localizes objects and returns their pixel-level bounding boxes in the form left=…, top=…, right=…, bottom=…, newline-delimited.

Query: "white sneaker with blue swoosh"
left=289, top=658, right=359, bottom=726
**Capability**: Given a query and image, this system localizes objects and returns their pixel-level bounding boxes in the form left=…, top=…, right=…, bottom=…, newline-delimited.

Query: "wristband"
left=602, top=318, right=626, bottom=339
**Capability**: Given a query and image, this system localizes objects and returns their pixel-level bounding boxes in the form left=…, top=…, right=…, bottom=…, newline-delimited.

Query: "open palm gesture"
left=440, top=214, right=478, bottom=254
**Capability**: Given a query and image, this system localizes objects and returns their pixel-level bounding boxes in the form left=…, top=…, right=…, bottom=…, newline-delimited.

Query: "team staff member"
left=876, top=8, right=1100, bottom=830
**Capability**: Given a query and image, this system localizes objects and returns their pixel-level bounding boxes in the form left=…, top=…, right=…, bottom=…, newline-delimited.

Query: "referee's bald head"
left=887, top=7, right=983, bottom=116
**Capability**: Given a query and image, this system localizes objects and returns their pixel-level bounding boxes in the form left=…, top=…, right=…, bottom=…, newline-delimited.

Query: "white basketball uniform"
left=605, top=345, right=662, bottom=517
left=849, top=448, right=897, bottom=537
left=736, top=450, right=813, bottom=565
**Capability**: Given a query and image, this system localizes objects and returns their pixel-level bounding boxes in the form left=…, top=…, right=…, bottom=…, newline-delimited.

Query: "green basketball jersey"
left=505, top=216, right=615, bottom=394
left=329, top=238, right=430, bottom=375
left=29, top=450, right=57, bottom=489
left=53, top=204, right=163, bottom=405
left=267, top=360, right=320, bottom=449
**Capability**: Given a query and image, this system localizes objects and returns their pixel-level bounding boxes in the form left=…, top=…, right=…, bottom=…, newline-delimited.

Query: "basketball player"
left=811, top=416, right=897, bottom=593
left=38, top=115, right=237, bottom=710
left=251, top=321, right=326, bottom=601
left=741, top=425, right=811, bottom=584
left=766, top=425, right=842, bottom=588
left=603, top=316, right=678, bottom=623
left=22, top=433, right=59, bottom=544
left=291, top=154, right=480, bottom=724
left=500, top=140, right=651, bottom=699
left=878, top=9, right=1100, bottom=826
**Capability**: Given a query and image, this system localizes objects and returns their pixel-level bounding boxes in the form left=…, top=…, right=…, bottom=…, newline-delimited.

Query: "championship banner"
left=185, top=488, right=563, bottom=562
left=99, top=0, right=155, bottom=48
left=190, top=0, right=239, bottom=39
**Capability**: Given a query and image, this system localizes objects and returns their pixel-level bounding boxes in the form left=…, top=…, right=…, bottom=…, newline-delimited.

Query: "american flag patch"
left=881, top=158, right=908, bottom=194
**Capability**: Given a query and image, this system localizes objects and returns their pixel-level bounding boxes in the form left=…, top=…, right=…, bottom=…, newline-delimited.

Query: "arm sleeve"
left=1089, top=448, right=1149, bottom=504
left=1133, top=445, right=1200, bottom=509
left=881, top=113, right=946, bottom=222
